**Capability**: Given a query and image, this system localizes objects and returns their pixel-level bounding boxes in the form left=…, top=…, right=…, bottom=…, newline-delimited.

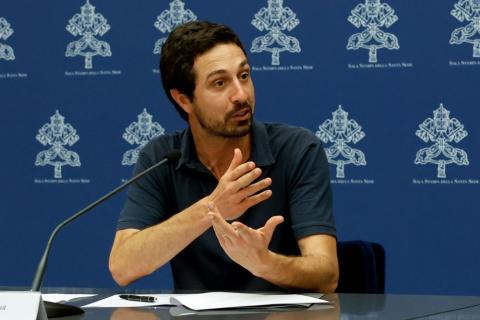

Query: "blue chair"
left=336, top=240, right=385, bottom=293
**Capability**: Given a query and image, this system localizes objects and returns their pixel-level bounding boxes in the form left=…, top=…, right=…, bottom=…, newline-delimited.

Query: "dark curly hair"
left=160, top=21, right=247, bottom=120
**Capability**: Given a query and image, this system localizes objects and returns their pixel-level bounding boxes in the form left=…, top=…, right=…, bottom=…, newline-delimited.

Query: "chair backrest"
left=336, top=240, right=385, bottom=293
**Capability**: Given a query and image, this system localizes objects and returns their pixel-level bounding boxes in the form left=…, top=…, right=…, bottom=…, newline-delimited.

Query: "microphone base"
left=45, top=301, right=84, bottom=318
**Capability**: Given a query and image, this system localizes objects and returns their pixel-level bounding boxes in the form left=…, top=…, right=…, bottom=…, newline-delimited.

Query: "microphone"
left=31, top=149, right=181, bottom=318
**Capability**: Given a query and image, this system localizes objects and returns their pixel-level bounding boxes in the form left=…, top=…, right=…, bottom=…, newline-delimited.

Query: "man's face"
left=188, top=43, right=255, bottom=138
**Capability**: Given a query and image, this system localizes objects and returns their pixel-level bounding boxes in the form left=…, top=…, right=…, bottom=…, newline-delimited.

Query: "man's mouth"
left=233, top=108, right=249, bottom=116
left=231, top=107, right=251, bottom=121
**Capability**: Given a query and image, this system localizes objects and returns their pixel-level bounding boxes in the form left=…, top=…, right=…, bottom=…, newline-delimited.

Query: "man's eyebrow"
left=206, top=69, right=227, bottom=81
left=239, top=60, right=249, bottom=68
left=205, top=60, right=250, bottom=80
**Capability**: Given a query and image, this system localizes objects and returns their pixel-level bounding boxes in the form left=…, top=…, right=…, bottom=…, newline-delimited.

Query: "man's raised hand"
left=207, top=148, right=272, bottom=221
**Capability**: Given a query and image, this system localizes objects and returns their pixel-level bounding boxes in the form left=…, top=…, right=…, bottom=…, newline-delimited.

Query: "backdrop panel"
left=1, top=0, right=478, bottom=295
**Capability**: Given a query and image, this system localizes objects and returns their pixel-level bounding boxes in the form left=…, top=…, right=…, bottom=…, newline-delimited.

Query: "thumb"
left=262, top=216, right=284, bottom=244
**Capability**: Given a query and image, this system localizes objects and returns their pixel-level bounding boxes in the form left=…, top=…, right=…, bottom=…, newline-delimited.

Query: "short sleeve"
left=287, top=135, right=336, bottom=240
left=117, top=147, right=172, bottom=230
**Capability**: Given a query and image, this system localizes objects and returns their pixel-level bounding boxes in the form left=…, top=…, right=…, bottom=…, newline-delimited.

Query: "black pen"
left=119, top=294, right=157, bottom=303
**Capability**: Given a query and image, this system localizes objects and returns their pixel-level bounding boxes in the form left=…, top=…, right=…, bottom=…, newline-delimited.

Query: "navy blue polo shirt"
left=118, top=120, right=335, bottom=291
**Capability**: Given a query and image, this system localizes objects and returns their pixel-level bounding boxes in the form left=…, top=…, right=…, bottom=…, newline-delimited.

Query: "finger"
left=238, top=189, right=273, bottom=212
left=209, top=208, right=238, bottom=240
left=258, top=215, right=284, bottom=232
left=207, top=203, right=232, bottom=244
left=234, top=167, right=264, bottom=190
left=209, top=212, right=233, bottom=247
left=228, top=161, right=256, bottom=182
left=231, top=221, right=253, bottom=241
left=231, top=221, right=245, bottom=229
left=226, top=148, right=244, bottom=175
left=234, top=177, right=272, bottom=202
left=262, top=216, right=284, bottom=243
left=214, top=226, right=232, bottom=247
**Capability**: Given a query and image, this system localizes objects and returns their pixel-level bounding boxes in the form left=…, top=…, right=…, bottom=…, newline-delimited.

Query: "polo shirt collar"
left=176, top=119, right=275, bottom=170
left=176, top=126, right=197, bottom=170
left=251, top=120, right=275, bottom=167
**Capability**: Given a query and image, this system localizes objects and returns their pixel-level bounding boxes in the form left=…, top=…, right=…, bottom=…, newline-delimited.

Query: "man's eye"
left=214, top=80, right=224, bottom=87
left=240, top=72, right=250, bottom=80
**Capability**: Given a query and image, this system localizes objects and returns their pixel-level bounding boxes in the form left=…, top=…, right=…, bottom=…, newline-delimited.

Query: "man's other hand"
left=208, top=202, right=284, bottom=277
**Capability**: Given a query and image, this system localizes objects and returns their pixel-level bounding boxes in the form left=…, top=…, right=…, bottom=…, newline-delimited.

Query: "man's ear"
left=170, top=89, right=193, bottom=115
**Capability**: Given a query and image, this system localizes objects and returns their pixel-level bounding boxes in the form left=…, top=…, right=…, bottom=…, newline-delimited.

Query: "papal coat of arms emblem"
left=35, top=111, right=81, bottom=178
left=250, top=0, right=301, bottom=66
left=415, top=104, right=469, bottom=178
left=316, top=106, right=367, bottom=178
left=347, top=0, right=400, bottom=63
left=450, top=0, right=480, bottom=57
left=122, top=109, right=165, bottom=166
left=65, top=0, right=112, bottom=69
left=0, top=17, right=15, bottom=61
left=153, top=0, right=197, bottom=54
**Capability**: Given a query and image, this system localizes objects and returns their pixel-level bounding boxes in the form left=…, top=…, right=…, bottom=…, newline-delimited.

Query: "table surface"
left=4, top=288, right=480, bottom=320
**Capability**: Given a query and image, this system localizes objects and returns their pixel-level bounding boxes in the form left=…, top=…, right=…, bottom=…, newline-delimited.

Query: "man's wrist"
left=191, top=197, right=215, bottom=229
left=251, top=250, right=278, bottom=279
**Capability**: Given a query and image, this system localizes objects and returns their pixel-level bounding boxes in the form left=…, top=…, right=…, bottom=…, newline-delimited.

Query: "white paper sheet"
left=169, top=303, right=334, bottom=317
left=42, top=293, right=96, bottom=303
left=82, top=294, right=186, bottom=308
left=170, top=292, right=328, bottom=311
left=83, top=292, right=328, bottom=310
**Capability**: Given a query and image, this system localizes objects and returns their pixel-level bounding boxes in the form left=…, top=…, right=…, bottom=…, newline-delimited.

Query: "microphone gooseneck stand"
left=31, top=150, right=181, bottom=318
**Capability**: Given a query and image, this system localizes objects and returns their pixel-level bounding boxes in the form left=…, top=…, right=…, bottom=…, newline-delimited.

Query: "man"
left=109, top=21, right=338, bottom=292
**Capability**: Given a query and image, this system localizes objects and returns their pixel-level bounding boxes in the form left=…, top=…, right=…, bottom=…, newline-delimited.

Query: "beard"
left=193, top=102, right=253, bottom=138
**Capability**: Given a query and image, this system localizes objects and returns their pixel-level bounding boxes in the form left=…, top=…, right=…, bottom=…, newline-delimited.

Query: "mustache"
left=225, top=102, right=253, bottom=119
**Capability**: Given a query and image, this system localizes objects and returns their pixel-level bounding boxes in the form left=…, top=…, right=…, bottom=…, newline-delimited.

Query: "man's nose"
left=230, top=80, right=248, bottom=104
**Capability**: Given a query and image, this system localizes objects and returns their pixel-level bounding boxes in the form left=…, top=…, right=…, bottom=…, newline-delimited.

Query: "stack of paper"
left=170, top=292, right=327, bottom=311
left=83, top=292, right=329, bottom=311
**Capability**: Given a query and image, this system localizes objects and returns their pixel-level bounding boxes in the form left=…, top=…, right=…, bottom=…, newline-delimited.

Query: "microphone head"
left=165, top=149, right=181, bottom=163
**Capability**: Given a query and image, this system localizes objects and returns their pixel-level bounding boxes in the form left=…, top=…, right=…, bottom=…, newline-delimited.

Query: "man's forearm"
left=110, top=150, right=274, bottom=286
left=208, top=206, right=339, bottom=293
left=254, top=251, right=339, bottom=293
left=109, top=199, right=212, bottom=286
